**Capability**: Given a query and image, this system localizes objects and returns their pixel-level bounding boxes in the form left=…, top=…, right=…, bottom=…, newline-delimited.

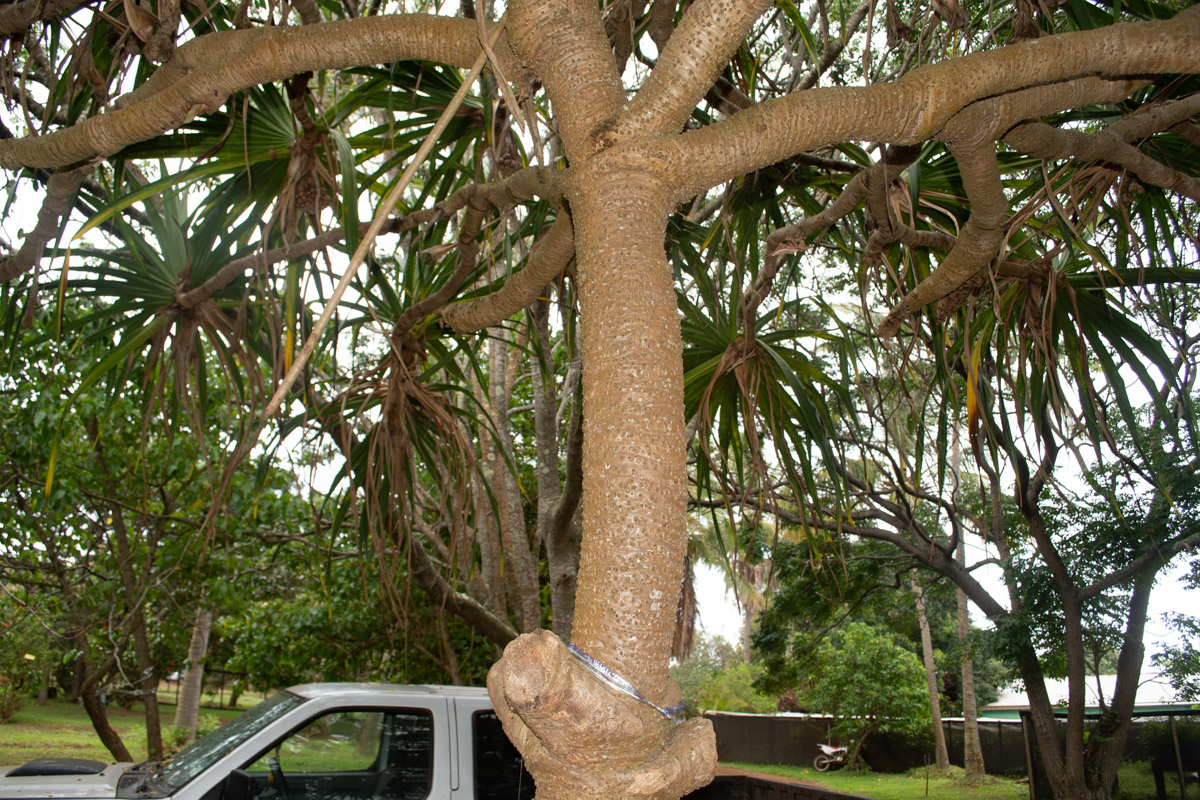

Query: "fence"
left=708, top=710, right=1200, bottom=799
left=706, top=712, right=1026, bottom=775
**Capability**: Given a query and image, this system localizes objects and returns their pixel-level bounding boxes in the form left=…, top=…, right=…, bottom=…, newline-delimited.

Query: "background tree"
left=0, top=606, right=39, bottom=723
left=1153, top=612, right=1200, bottom=701
left=173, top=609, right=212, bottom=742
left=912, top=575, right=951, bottom=771
left=753, top=533, right=1002, bottom=721
left=803, top=621, right=932, bottom=769
left=668, top=634, right=776, bottom=717
left=0, top=300, right=313, bottom=758
left=748, top=309, right=1200, bottom=800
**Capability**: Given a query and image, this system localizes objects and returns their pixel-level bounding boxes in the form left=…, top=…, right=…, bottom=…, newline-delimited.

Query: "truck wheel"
left=814, top=755, right=832, bottom=772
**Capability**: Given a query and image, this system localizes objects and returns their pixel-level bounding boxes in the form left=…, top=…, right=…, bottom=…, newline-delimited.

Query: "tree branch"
left=506, top=0, right=625, bottom=160
left=441, top=213, right=573, bottom=332
left=0, top=165, right=90, bottom=283
left=614, top=0, right=773, bottom=138
left=1004, top=118, right=1200, bottom=203
left=0, top=14, right=523, bottom=169
left=666, top=10, right=1200, bottom=202
left=0, top=0, right=87, bottom=36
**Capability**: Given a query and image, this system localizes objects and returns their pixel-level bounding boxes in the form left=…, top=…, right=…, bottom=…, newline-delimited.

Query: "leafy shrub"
left=670, top=635, right=777, bottom=716
left=164, top=724, right=191, bottom=750
left=164, top=714, right=225, bottom=749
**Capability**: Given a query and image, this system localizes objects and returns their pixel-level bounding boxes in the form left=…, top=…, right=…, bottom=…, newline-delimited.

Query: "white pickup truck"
left=0, top=684, right=535, bottom=800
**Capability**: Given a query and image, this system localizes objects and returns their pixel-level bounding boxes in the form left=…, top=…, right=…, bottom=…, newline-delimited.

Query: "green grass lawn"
left=723, top=761, right=1030, bottom=800
left=0, top=694, right=250, bottom=766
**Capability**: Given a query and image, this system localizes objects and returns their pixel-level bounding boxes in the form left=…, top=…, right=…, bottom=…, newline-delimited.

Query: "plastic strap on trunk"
left=567, top=643, right=686, bottom=723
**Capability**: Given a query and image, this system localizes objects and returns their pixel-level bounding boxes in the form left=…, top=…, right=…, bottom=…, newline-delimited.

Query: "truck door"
left=453, top=704, right=534, bottom=800
left=241, top=705, right=445, bottom=800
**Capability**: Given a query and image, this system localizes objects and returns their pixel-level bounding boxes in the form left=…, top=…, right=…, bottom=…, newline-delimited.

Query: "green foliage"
left=1152, top=614, right=1200, bottom=702
left=669, top=635, right=777, bottom=716
left=217, top=559, right=493, bottom=688
left=803, top=622, right=931, bottom=757
left=0, top=625, right=38, bottom=723
left=753, top=536, right=1000, bottom=713
left=1137, top=717, right=1200, bottom=756
left=0, top=298, right=313, bottom=715
left=992, top=421, right=1200, bottom=679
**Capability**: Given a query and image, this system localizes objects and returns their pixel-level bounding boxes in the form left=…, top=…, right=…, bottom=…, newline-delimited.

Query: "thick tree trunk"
left=488, top=110, right=716, bottom=796
left=912, top=577, right=950, bottom=771
left=568, top=175, right=684, bottom=704
left=175, top=608, right=212, bottom=740
left=489, top=171, right=717, bottom=797
left=955, top=538, right=985, bottom=777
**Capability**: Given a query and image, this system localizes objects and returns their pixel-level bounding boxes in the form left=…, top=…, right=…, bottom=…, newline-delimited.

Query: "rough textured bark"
left=912, top=577, right=950, bottom=772
left=0, top=0, right=85, bottom=35
left=441, top=215, right=574, bottom=333
left=0, top=16, right=526, bottom=169
left=174, top=608, right=212, bottom=740
left=666, top=14, right=1200, bottom=200
left=490, top=148, right=715, bottom=800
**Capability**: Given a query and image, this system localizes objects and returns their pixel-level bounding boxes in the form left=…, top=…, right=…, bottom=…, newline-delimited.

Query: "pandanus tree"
left=1, top=0, right=1200, bottom=795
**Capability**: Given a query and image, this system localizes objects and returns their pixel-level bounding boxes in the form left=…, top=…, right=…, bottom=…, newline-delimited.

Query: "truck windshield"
left=158, top=691, right=306, bottom=791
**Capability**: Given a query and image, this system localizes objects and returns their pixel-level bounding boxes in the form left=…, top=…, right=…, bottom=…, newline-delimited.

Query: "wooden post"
left=1171, top=715, right=1186, bottom=800
left=1020, top=711, right=1037, bottom=800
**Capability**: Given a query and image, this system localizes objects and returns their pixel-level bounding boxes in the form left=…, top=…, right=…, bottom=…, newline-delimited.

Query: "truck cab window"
left=243, top=710, right=433, bottom=800
left=471, top=712, right=534, bottom=800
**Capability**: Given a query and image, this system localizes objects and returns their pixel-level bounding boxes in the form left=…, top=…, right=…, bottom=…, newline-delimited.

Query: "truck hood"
left=0, top=762, right=131, bottom=799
